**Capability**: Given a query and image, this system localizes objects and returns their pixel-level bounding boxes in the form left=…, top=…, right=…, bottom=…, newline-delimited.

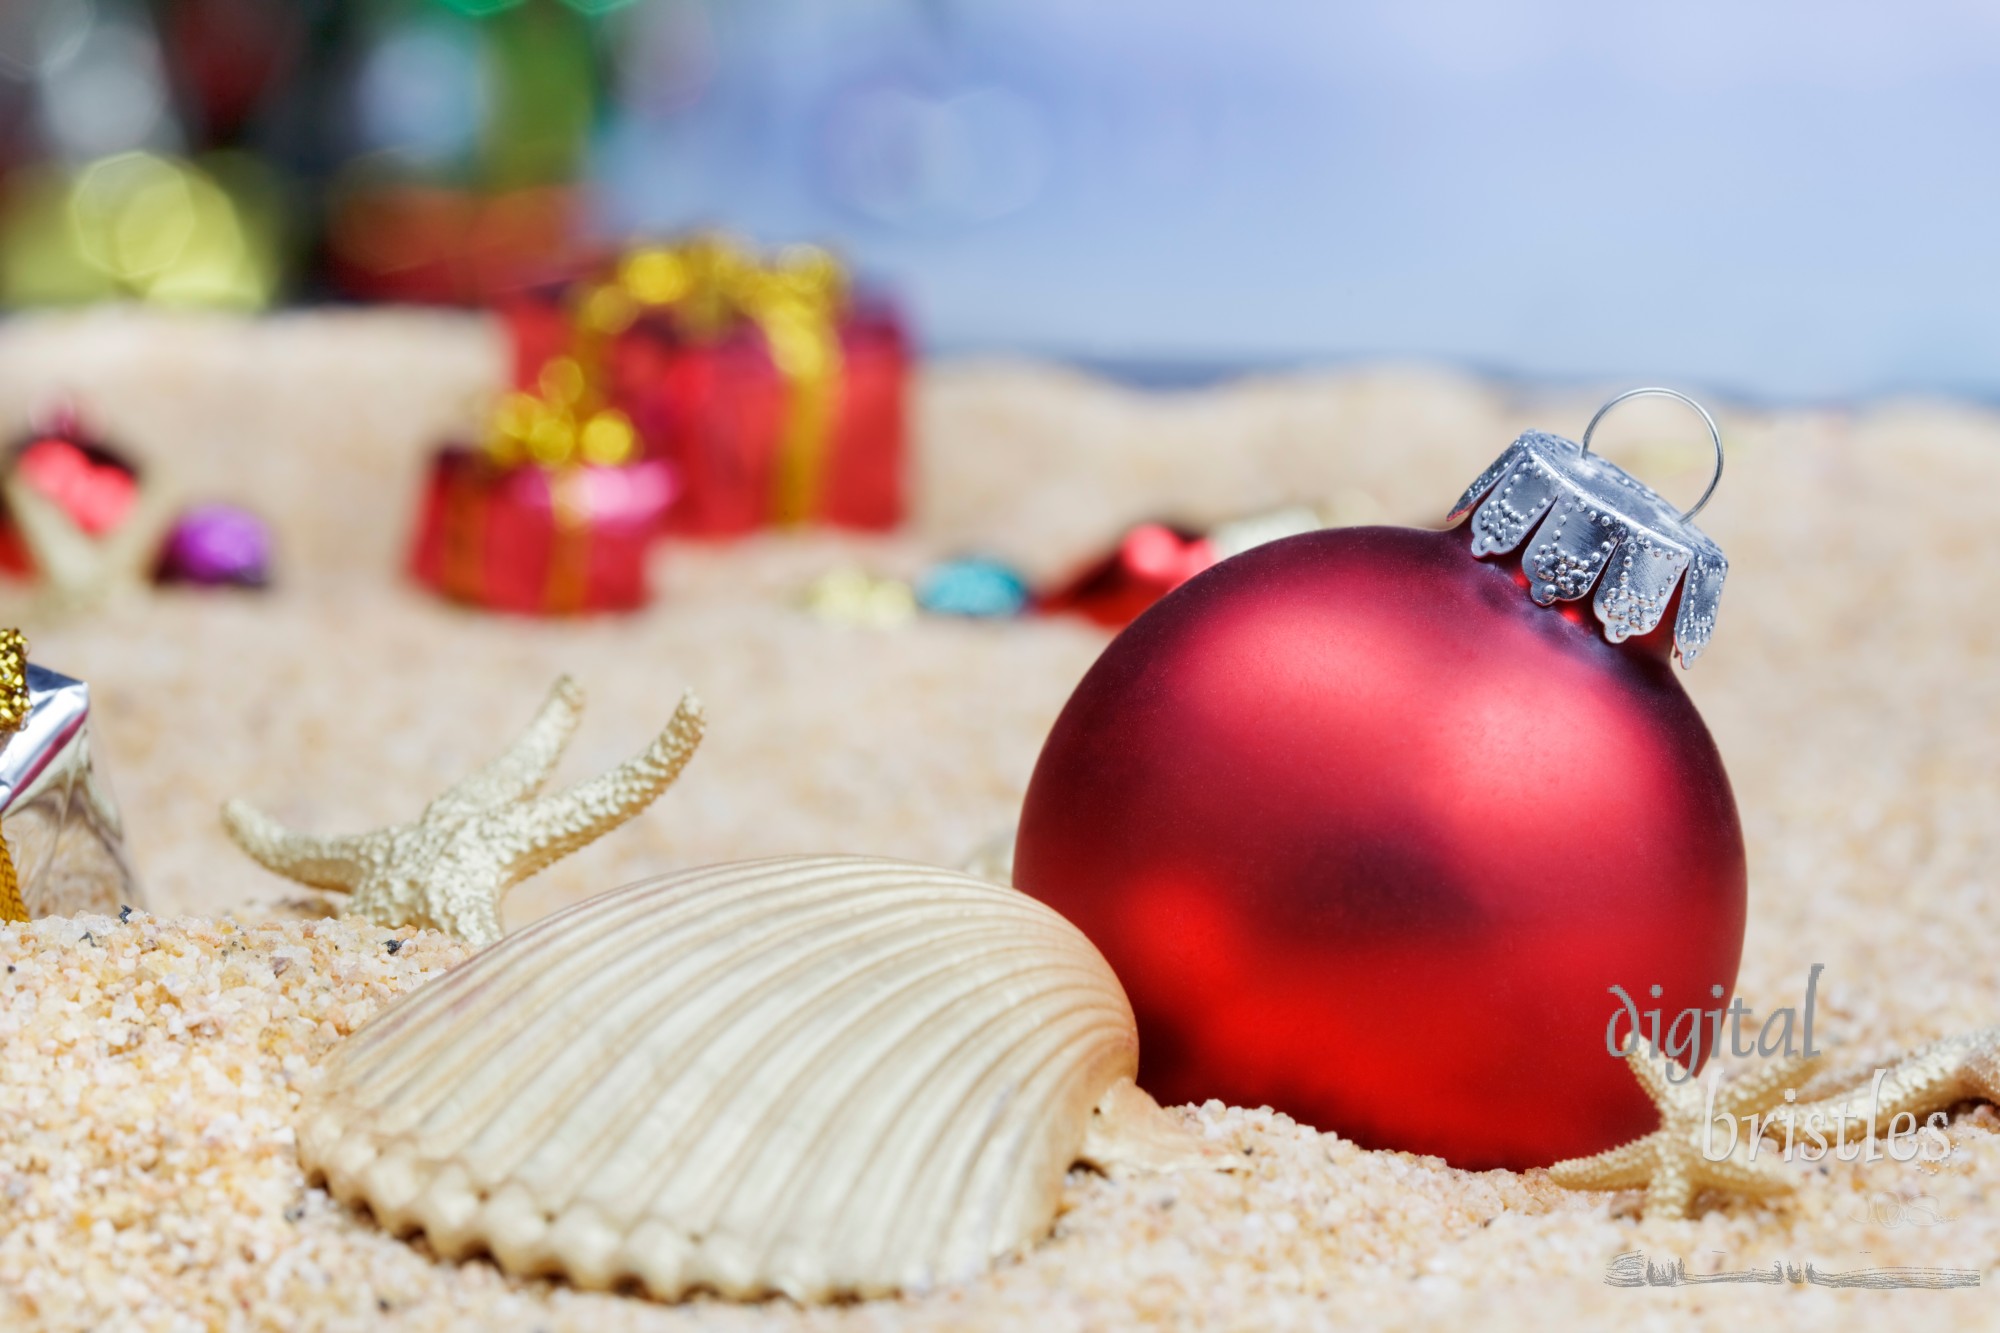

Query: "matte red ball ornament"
left=1014, top=398, right=1745, bottom=1169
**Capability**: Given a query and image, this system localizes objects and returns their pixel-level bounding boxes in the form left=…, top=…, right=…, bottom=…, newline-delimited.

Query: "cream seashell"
left=300, top=854, right=1202, bottom=1302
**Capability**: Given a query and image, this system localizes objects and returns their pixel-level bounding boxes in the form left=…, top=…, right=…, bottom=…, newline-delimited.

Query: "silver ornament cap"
left=1447, top=388, right=1728, bottom=667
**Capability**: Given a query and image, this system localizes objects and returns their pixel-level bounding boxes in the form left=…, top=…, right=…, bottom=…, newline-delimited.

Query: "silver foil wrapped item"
left=0, top=661, right=140, bottom=920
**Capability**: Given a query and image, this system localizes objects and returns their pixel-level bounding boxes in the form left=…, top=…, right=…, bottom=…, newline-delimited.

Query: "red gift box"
left=498, top=238, right=909, bottom=537
left=608, top=301, right=906, bottom=536
left=409, top=448, right=677, bottom=615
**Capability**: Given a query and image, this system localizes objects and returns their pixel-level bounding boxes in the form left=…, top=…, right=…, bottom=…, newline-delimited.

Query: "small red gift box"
left=498, top=238, right=910, bottom=537
left=409, top=448, right=677, bottom=615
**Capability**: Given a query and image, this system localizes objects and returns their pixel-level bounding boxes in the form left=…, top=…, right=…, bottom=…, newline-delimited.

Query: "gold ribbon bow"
left=485, top=357, right=637, bottom=471
left=0, top=629, right=30, bottom=922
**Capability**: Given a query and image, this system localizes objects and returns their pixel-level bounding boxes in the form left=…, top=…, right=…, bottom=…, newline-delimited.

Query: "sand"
left=0, top=308, right=1997, bottom=1329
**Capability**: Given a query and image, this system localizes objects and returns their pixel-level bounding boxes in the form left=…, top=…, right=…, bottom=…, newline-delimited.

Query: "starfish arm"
left=495, top=690, right=705, bottom=880
left=1696, top=1154, right=1795, bottom=1198
left=1622, top=1038, right=1704, bottom=1117
left=447, top=895, right=504, bottom=949
left=1864, top=1069, right=1960, bottom=1124
left=1720, top=1053, right=1826, bottom=1116
left=1642, top=1162, right=1695, bottom=1221
left=1874, top=1032, right=1986, bottom=1115
left=1956, top=1031, right=2000, bottom=1102
left=1548, top=1135, right=1659, bottom=1190
left=1776, top=1091, right=1860, bottom=1144
left=405, top=863, right=505, bottom=948
left=220, top=799, right=371, bottom=894
left=1781, top=1036, right=1984, bottom=1142
left=426, top=676, right=585, bottom=820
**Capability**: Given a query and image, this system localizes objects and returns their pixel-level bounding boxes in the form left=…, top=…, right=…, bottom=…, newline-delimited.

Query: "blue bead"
left=916, top=557, right=1031, bottom=618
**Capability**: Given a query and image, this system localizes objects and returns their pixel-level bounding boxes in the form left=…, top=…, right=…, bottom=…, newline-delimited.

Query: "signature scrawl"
left=1605, top=1250, right=1980, bottom=1290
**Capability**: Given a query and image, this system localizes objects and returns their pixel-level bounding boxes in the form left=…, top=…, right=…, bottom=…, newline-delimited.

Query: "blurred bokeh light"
left=2, top=0, right=1998, bottom=398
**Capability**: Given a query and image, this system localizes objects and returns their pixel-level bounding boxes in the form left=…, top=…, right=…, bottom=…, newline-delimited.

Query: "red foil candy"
left=1013, top=525, right=1746, bottom=1170
left=1038, top=523, right=1218, bottom=629
left=409, top=449, right=677, bottom=614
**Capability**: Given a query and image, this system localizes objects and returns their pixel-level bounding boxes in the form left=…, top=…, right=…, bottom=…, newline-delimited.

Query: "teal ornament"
left=916, top=558, right=1030, bottom=618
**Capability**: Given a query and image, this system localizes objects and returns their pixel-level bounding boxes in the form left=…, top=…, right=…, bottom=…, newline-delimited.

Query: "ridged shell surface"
left=298, top=855, right=1140, bottom=1302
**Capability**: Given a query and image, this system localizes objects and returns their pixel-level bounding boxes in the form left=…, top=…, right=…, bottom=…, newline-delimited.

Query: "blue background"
left=579, top=0, right=2000, bottom=400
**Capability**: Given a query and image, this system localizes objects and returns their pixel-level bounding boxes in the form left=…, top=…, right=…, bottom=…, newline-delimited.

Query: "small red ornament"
left=1014, top=393, right=1743, bottom=1169
left=1038, top=522, right=1217, bottom=629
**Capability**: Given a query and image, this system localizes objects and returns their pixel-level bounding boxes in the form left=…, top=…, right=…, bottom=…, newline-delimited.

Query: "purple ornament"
left=159, top=504, right=272, bottom=588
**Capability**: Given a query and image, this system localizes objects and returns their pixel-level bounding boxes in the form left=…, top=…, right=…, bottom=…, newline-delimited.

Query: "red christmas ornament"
left=1013, top=394, right=1743, bottom=1170
left=1038, top=522, right=1218, bottom=629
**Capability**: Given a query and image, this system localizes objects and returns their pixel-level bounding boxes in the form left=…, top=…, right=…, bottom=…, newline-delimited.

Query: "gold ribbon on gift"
left=742, top=247, right=845, bottom=526
left=468, top=357, right=638, bottom=614
left=0, top=629, right=30, bottom=923
left=573, top=235, right=847, bottom=526
left=484, top=355, right=637, bottom=471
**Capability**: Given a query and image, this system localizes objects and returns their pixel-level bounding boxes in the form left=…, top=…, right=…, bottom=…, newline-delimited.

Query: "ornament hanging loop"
left=1580, top=387, right=1724, bottom=523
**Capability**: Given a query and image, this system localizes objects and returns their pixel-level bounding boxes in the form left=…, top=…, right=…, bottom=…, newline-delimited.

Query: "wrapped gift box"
left=0, top=656, right=144, bottom=919
left=409, top=447, right=677, bottom=615
left=497, top=238, right=909, bottom=537
left=605, top=299, right=906, bottom=535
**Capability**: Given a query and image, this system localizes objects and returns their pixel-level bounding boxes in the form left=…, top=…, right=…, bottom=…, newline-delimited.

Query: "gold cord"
left=0, top=627, right=26, bottom=923
left=0, top=834, right=23, bottom=924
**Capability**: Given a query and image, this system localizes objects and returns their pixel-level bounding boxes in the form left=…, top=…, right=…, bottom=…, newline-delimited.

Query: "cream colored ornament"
left=299, top=854, right=1227, bottom=1302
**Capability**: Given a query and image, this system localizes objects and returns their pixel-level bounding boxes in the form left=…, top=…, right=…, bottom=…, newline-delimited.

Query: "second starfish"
left=1548, top=1038, right=1821, bottom=1220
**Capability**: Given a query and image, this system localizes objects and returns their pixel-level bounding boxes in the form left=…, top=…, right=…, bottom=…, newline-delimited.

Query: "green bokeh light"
left=429, top=0, right=526, bottom=17
left=428, top=0, right=635, bottom=16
